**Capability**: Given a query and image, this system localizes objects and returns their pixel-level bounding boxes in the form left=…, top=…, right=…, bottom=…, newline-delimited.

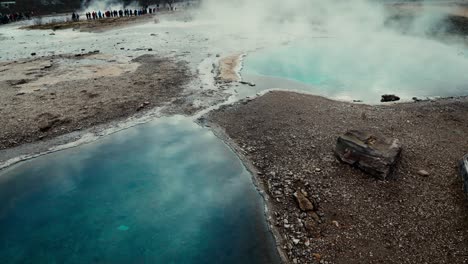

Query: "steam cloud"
left=81, top=0, right=142, bottom=12
left=195, top=0, right=468, bottom=100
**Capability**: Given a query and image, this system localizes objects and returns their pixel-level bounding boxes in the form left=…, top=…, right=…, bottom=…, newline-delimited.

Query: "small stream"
left=0, top=116, right=281, bottom=263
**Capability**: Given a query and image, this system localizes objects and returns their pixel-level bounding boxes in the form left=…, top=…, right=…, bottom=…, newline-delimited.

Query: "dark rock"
left=30, top=53, right=36, bottom=56
left=9, top=79, right=28, bottom=85
left=460, top=154, right=468, bottom=198
left=335, top=130, right=402, bottom=180
left=381, top=94, right=400, bottom=102
left=293, top=191, right=314, bottom=211
left=240, top=81, right=256, bottom=87
left=39, top=118, right=60, bottom=132
left=304, top=218, right=321, bottom=238
left=148, top=48, right=153, bottom=51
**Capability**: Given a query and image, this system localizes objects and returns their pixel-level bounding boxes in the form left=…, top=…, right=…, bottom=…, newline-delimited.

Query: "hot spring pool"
left=0, top=117, right=280, bottom=264
left=243, top=37, right=468, bottom=102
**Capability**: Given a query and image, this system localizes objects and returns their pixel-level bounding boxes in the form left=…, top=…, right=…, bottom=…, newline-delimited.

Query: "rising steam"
left=195, top=0, right=468, bottom=100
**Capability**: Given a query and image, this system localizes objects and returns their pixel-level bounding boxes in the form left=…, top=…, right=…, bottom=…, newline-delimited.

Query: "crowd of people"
left=1, top=2, right=191, bottom=25
left=81, top=5, right=165, bottom=22
left=0, top=11, right=34, bottom=25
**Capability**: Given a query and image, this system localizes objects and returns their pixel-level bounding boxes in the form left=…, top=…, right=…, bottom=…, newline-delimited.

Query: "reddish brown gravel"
left=207, top=91, right=468, bottom=264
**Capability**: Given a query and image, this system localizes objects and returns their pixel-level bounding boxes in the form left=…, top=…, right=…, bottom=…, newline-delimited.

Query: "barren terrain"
left=0, top=53, right=193, bottom=150
left=206, top=91, right=468, bottom=264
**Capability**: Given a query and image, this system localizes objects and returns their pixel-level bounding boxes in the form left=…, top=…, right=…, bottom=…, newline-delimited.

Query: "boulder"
left=381, top=94, right=400, bottom=102
left=39, top=118, right=60, bottom=132
left=335, top=130, right=402, bottom=180
left=460, top=154, right=468, bottom=198
left=293, top=191, right=314, bottom=212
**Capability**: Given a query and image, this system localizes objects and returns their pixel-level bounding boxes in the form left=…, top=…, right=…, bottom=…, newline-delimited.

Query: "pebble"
left=418, top=170, right=430, bottom=177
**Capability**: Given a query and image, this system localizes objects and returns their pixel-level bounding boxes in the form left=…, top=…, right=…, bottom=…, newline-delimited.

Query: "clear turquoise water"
left=243, top=39, right=468, bottom=102
left=0, top=117, right=280, bottom=264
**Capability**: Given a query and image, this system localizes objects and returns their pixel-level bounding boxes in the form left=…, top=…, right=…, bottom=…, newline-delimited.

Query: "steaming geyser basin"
left=0, top=117, right=280, bottom=264
left=243, top=39, right=468, bottom=102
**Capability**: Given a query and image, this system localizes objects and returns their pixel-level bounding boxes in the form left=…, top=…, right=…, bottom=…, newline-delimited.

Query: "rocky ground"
left=206, top=91, right=468, bottom=264
left=0, top=53, right=196, bottom=150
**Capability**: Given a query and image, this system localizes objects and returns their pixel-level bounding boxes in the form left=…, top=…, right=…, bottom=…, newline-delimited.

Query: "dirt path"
left=206, top=91, right=468, bottom=264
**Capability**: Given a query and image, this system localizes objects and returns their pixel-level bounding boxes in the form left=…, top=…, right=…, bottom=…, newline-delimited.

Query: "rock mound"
left=335, top=130, right=402, bottom=180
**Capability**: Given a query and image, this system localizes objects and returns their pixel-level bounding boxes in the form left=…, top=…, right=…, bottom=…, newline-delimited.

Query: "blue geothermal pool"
left=243, top=38, right=468, bottom=102
left=0, top=117, right=280, bottom=264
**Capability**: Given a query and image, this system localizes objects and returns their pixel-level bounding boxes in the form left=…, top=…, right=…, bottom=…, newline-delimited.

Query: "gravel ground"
left=0, top=54, right=194, bottom=150
left=206, top=91, right=468, bottom=264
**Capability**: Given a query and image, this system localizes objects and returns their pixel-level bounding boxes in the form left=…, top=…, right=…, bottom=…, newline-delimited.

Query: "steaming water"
left=243, top=37, right=468, bottom=102
left=2, top=5, right=468, bottom=262
left=0, top=117, right=280, bottom=264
